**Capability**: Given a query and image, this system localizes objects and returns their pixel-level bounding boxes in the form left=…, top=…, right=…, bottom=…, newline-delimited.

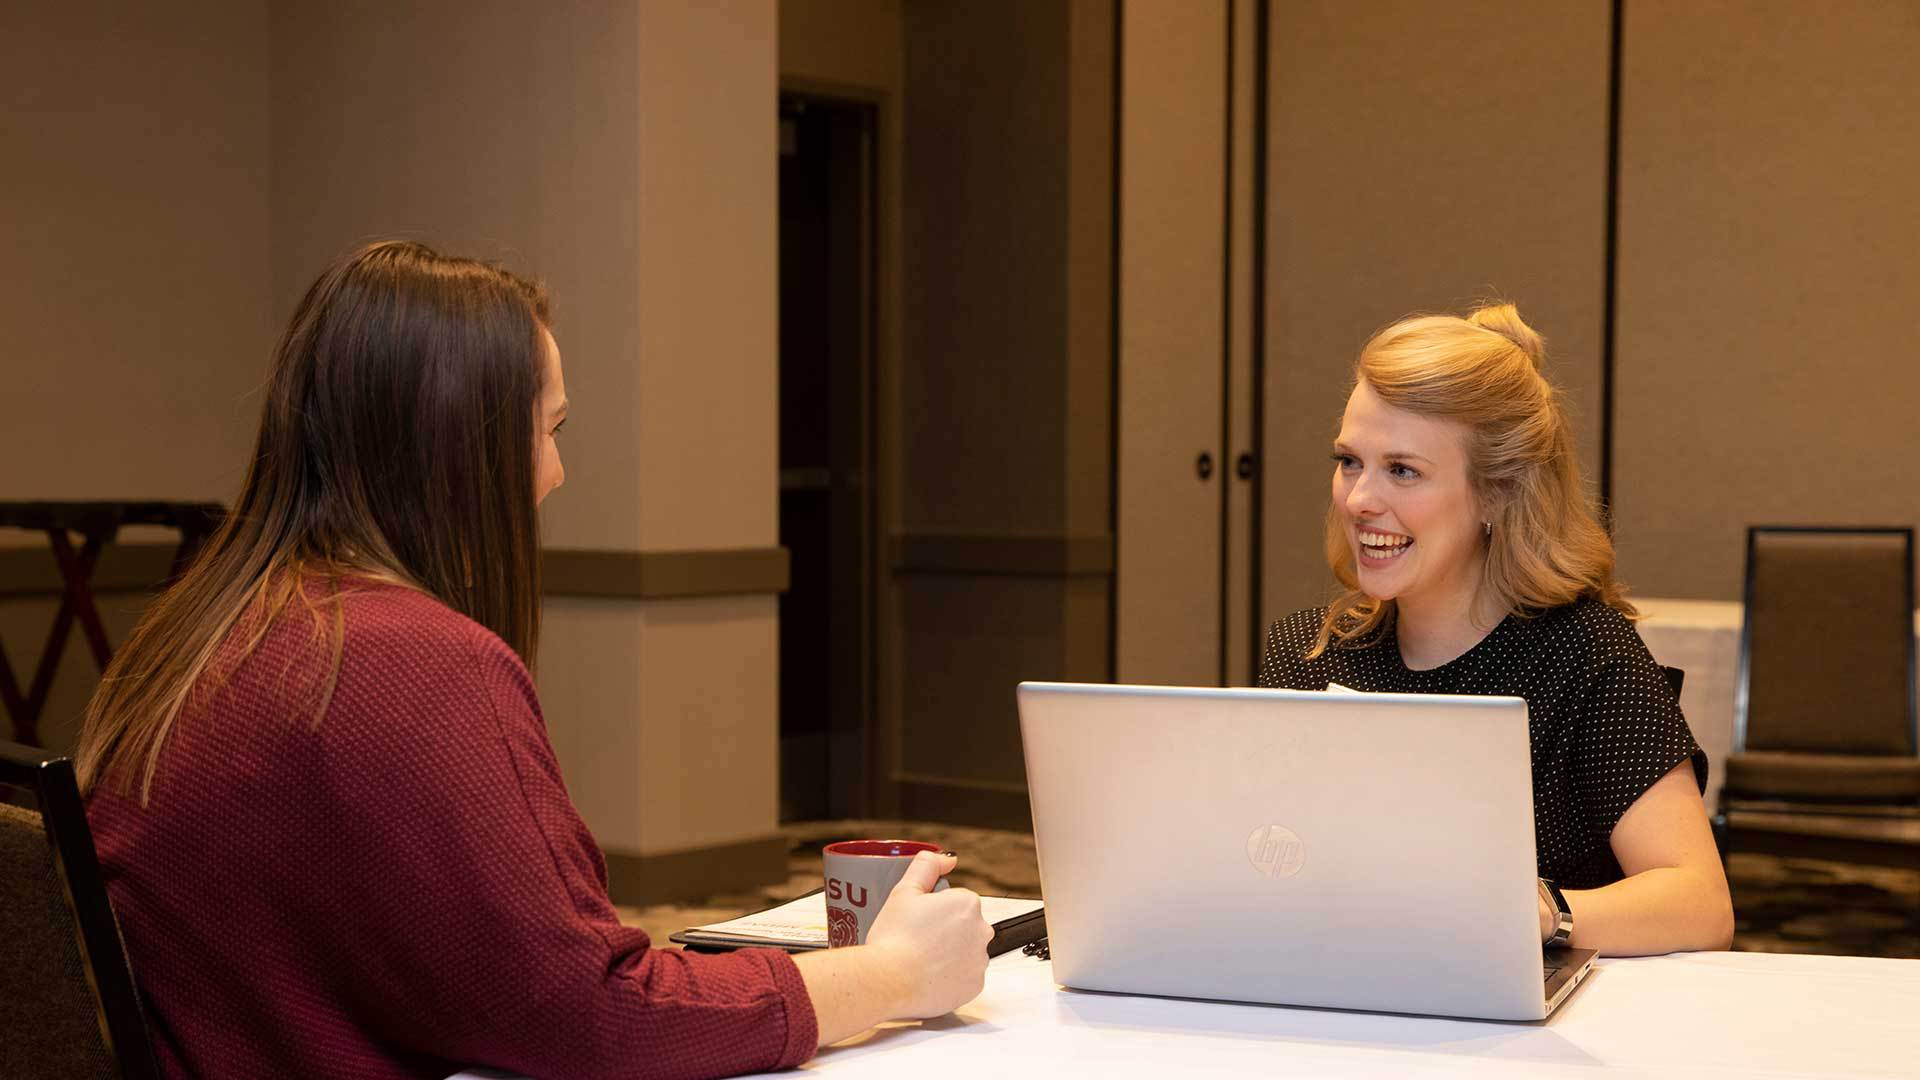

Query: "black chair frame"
left=1, top=741, right=160, bottom=1080
left=1732, top=524, right=1919, bottom=760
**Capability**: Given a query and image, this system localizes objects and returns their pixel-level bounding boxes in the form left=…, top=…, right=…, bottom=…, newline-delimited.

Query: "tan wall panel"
left=536, top=598, right=646, bottom=850
left=1117, top=0, right=1227, bottom=685
left=0, top=2, right=270, bottom=505
left=1613, top=1, right=1920, bottom=600
left=1262, top=1, right=1611, bottom=622
left=540, top=595, right=778, bottom=855
left=1065, top=0, right=1117, bottom=539
left=0, top=4, right=268, bottom=748
left=893, top=0, right=1113, bottom=540
left=635, top=596, right=780, bottom=851
left=270, top=1, right=781, bottom=869
left=270, top=0, right=645, bottom=552
left=1223, top=0, right=1261, bottom=685
left=636, top=0, right=779, bottom=552
left=901, top=0, right=1071, bottom=535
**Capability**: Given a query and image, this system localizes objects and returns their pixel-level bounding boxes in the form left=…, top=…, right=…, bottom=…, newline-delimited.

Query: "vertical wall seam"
left=1601, top=0, right=1624, bottom=530
left=1107, top=0, right=1124, bottom=681
left=1247, top=0, right=1270, bottom=678
left=1219, top=0, right=1236, bottom=688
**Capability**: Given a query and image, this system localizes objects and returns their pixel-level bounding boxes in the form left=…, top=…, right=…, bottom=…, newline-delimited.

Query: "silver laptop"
left=1016, top=682, right=1597, bottom=1022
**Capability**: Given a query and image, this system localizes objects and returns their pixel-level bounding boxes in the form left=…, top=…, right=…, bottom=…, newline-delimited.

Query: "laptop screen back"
left=1017, top=682, right=1550, bottom=1020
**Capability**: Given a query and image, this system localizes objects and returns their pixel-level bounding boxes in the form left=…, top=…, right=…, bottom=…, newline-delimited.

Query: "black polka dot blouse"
left=1258, top=596, right=1707, bottom=890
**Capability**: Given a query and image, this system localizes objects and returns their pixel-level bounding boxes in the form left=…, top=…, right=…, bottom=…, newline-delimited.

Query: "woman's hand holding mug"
left=862, top=850, right=994, bottom=1019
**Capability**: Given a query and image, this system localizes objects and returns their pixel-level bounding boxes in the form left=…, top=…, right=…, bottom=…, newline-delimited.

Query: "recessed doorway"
left=778, top=92, right=878, bottom=822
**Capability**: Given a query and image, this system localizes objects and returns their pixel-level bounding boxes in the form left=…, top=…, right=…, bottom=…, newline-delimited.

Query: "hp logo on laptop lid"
left=1247, top=824, right=1305, bottom=878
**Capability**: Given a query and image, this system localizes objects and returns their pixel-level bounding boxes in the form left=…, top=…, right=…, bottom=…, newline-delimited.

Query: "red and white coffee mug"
left=822, top=839, right=951, bottom=947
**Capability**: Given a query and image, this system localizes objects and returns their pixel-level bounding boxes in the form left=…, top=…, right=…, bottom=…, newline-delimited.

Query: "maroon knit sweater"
left=87, top=582, right=817, bottom=1079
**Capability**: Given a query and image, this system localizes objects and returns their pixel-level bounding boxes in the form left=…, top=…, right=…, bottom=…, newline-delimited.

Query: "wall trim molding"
left=0, top=544, right=792, bottom=601
left=890, top=533, right=1114, bottom=578
left=544, top=547, right=790, bottom=599
left=602, top=833, right=790, bottom=907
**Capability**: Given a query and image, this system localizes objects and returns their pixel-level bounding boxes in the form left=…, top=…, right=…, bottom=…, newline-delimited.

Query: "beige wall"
left=636, top=3, right=779, bottom=554
left=4, top=0, right=781, bottom=879
left=1612, top=0, right=1920, bottom=600
left=1260, top=0, right=1612, bottom=624
left=1115, top=0, right=1226, bottom=686
left=274, top=0, right=776, bottom=553
left=271, top=0, right=780, bottom=862
left=270, top=0, right=645, bottom=552
left=1258, top=1, right=1920, bottom=616
left=0, top=2, right=272, bottom=747
left=1221, top=0, right=1264, bottom=684
left=13, top=0, right=1915, bottom=817
left=0, top=2, right=270, bottom=506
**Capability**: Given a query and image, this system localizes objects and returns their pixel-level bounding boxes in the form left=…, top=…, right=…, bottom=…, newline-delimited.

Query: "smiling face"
left=1331, top=380, right=1486, bottom=614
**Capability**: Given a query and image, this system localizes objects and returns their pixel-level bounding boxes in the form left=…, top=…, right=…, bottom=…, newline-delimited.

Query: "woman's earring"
left=1484, top=521, right=1493, bottom=538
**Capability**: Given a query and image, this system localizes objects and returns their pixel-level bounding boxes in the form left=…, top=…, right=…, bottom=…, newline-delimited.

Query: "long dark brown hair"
left=77, top=240, right=550, bottom=799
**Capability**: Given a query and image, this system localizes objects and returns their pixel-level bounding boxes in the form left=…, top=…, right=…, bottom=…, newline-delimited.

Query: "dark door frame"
left=778, top=82, right=885, bottom=820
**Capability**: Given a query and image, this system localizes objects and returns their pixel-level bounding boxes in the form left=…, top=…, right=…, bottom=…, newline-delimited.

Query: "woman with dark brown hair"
left=80, top=241, right=991, bottom=1079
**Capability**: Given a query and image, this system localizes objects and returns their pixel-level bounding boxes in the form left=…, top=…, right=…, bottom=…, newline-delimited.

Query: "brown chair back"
left=0, top=743, right=158, bottom=1080
left=1737, top=527, right=1916, bottom=756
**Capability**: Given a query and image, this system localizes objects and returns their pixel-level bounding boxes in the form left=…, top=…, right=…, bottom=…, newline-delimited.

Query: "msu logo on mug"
left=1246, top=824, right=1305, bottom=878
left=826, top=904, right=860, bottom=947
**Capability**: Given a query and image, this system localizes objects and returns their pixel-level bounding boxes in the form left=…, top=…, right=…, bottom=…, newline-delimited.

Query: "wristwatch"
left=1537, top=877, right=1574, bottom=948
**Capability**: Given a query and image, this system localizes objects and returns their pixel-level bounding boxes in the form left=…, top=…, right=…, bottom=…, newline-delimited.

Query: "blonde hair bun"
left=1309, top=300, right=1631, bottom=658
left=1467, top=303, right=1546, bottom=369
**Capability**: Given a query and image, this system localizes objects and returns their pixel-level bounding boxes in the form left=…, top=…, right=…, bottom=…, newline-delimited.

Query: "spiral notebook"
left=670, top=889, right=1046, bottom=956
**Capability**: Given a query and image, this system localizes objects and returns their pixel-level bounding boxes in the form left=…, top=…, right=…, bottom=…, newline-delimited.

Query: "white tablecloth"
left=735, top=948, right=1920, bottom=1079
left=1634, top=599, right=1745, bottom=813
left=1634, top=599, right=1920, bottom=813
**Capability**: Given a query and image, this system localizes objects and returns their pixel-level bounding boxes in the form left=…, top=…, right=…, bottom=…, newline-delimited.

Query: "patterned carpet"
left=1726, top=852, right=1920, bottom=958
left=619, top=821, right=1920, bottom=959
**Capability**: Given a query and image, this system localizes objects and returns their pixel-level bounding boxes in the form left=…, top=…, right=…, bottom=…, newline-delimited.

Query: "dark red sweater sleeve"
left=306, top=624, right=817, bottom=1078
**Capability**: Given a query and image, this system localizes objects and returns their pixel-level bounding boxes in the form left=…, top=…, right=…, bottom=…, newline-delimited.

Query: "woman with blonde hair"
left=1259, top=303, right=1733, bottom=957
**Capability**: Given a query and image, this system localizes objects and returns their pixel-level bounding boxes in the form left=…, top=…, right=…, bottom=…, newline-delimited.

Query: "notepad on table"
left=670, top=890, right=1046, bottom=956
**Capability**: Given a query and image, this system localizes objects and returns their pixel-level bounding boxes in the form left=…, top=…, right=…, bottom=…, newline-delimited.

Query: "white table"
left=747, top=948, right=1920, bottom=1079
left=1634, top=599, right=1746, bottom=813
left=1633, top=599, right=1920, bottom=813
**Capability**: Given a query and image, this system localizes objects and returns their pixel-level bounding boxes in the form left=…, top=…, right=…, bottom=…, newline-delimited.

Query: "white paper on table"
left=692, top=893, right=1044, bottom=948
